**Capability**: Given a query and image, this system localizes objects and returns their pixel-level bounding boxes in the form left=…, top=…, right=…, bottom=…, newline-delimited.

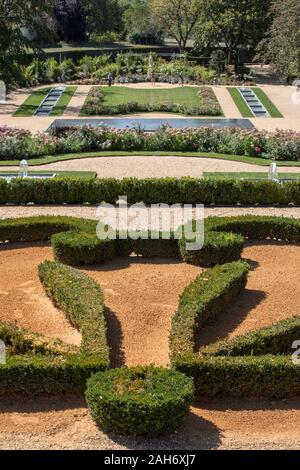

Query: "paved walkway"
left=213, top=87, right=241, bottom=118
left=63, top=85, right=92, bottom=116
left=1, top=155, right=300, bottom=177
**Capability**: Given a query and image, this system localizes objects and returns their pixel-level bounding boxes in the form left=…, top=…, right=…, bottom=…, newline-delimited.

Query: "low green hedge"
left=200, top=316, right=300, bottom=357
left=0, top=354, right=106, bottom=395
left=0, top=321, right=79, bottom=356
left=174, top=354, right=300, bottom=398
left=207, top=215, right=300, bottom=242
left=52, top=232, right=116, bottom=266
left=170, top=261, right=249, bottom=359
left=0, top=177, right=300, bottom=205
left=86, top=367, right=194, bottom=437
left=38, top=261, right=109, bottom=364
left=179, top=231, right=244, bottom=266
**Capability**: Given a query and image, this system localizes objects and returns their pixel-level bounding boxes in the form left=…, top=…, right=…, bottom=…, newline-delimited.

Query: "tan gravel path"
left=0, top=242, right=81, bottom=345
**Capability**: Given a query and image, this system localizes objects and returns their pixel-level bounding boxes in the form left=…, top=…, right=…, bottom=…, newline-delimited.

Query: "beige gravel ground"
left=1, top=156, right=300, bottom=178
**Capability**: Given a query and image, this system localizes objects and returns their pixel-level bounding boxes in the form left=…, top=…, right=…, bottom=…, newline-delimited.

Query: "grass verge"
left=251, top=87, right=283, bottom=118
left=0, top=170, right=97, bottom=179
left=227, top=87, right=254, bottom=117
left=13, top=88, right=52, bottom=117
left=204, top=172, right=300, bottom=179
left=50, top=86, right=78, bottom=116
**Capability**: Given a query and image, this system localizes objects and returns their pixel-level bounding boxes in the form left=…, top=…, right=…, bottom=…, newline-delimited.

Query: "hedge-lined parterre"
left=0, top=214, right=300, bottom=401
left=85, top=367, right=194, bottom=437
left=0, top=177, right=300, bottom=205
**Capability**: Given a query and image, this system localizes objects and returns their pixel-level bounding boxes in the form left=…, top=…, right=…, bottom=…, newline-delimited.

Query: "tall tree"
left=256, top=0, right=300, bottom=81
left=0, top=0, right=53, bottom=83
left=83, top=0, right=122, bottom=38
left=53, top=0, right=86, bottom=41
left=195, top=0, right=272, bottom=67
left=151, top=0, right=203, bottom=51
left=123, top=0, right=163, bottom=44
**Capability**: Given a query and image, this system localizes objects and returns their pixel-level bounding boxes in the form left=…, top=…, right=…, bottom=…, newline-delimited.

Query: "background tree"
left=151, top=0, right=203, bottom=52
left=195, top=0, right=272, bottom=68
left=256, top=0, right=300, bottom=82
left=53, top=0, right=86, bottom=41
left=83, top=0, right=122, bottom=39
left=123, top=0, right=163, bottom=44
left=0, top=0, right=54, bottom=83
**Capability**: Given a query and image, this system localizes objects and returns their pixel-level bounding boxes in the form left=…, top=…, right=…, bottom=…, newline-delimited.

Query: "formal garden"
left=0, top=0, right=299, bottom=453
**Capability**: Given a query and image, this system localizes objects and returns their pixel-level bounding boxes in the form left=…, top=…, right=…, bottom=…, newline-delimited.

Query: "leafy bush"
left=201, top=316, right=300, bottom=356
left=174, top=354, right=300, bottom=398
left=86, top=367, right=194, bottom=437
left=38, top=261, right=109, bottom=362
left=170, top=261, right=249, bottom=358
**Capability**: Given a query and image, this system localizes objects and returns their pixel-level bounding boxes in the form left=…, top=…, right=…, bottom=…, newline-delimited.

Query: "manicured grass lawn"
left=14, top=86, right=77, bottom=117
left=227, top=88, right=254, bottom=117
left=251, top=88, right=283, bottom=118
left=80, top=86, right=223, bottom=116
left=50, top=86, right=77, bottom=116
left=0, top=151, right=299, bottom=167
left=0, top=170, right=96, bottom=179
left=204, top=172, right=300, bottom=179
left=14, top=88, right=52, bottom=117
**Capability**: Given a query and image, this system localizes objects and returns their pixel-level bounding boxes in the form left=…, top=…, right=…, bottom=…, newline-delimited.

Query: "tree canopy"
left=256, top=0, right=300, bottom=81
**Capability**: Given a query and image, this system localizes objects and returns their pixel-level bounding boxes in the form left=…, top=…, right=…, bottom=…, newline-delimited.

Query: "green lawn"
left=227, top=88, right=254, bottom=117
left=50, top=86, right=77, bottom=116
left=251, top=88, right=283, bottom=118
left=204, top=172, right=300, bottom=179
left=14, top=88, right=52, bottom=117
left=0, top=170, right=96, bottom=179
left=0, top=151, right=299, bottom=167
left=14, top=86, right=77, bottom=117
left=80, top=86, right=222, bottom=116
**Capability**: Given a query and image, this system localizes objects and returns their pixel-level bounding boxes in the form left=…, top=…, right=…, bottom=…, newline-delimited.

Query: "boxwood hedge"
left=200, top=316, right=300, bottom=357
left=86, top=367, right=194, bottom=437
left=38, top=261, right=110, bottom=362
left=0, top=177, right=299, bottom=205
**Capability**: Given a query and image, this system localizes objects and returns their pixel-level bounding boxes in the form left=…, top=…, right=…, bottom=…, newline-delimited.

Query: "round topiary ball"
left=85, top=366, right=194, bottom=437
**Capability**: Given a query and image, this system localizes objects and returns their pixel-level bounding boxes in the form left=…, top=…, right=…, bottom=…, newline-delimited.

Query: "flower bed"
left=1, top=126, right=299, bottom=161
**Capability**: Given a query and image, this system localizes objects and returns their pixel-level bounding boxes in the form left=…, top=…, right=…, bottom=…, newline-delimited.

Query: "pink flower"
left=255, top=146, right=262, bottom=153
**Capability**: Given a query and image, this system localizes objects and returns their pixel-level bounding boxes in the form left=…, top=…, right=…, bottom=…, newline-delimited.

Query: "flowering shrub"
left=0, top=126, right=299, bottom=161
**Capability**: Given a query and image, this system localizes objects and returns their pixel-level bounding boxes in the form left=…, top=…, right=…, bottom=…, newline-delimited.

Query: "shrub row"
left=86, top=367, right=194, bottom=437
left=200, top=316, right=300, bottom=357
left=1, top=177, right=300, bottom=205
left=0, top=354, right=107, bottom=396
left=0, top=321, right=79, bottom=356
left=169, top=261, right=249, bottom=359
left=1, top=125, right=300, bottom=161
left=38, top=261, right=109, bottom=364
left=174, top=354, right=300, bottom=399
left=207, top=215, right=300, bottom=242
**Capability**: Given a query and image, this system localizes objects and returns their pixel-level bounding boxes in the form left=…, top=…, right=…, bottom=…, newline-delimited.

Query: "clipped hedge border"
left=86, top=367, right=194, bottom=437
left=0, top=177, right=300, bottom=205
left=0, top=355, right=106, bottom=396
left=174, top=354, right=300, bottom=399
left=200, top=316, right=300, bottom=357
left=170, top=261, right=249, bottom=358
left=38, top=261, right=110, bottom=363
